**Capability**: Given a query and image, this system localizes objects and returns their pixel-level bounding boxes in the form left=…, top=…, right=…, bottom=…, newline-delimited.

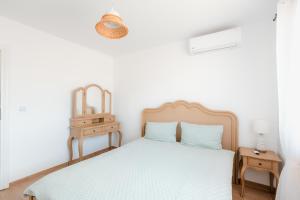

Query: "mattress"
left=24, top=138, right=234, bottom=200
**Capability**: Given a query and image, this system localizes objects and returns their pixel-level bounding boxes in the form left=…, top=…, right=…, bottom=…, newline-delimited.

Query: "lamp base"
left=256, top=133, right=267, bottom=153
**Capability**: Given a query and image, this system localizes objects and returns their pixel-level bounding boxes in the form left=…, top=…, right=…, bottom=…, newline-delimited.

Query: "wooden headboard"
left=141, top=100, right=239, bottom=183
left=141, top=100, right=238, bottom=152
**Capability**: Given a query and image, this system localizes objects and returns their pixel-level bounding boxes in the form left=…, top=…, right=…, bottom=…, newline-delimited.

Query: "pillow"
left=144, top=122, right=177, bottom=142
left=181, top=122, right=223, bottom=150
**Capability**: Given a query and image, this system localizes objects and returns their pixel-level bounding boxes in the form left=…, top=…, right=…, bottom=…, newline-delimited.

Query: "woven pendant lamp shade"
left=95, top=10, right=128, bottom=39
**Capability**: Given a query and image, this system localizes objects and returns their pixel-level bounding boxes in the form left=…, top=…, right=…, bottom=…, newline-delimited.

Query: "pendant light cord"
left=111, top=0, right=115, bottom=11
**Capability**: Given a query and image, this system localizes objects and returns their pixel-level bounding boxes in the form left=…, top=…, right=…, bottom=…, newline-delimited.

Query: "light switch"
left=18, top=106, right=27, bottom=112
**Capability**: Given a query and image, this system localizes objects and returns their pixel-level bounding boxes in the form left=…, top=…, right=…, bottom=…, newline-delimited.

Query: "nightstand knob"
left=258, top=162, right=262, bottom=166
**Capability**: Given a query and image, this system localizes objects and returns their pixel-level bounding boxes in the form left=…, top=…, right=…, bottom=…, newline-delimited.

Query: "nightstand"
left=239, top=147, right=282, bottom=197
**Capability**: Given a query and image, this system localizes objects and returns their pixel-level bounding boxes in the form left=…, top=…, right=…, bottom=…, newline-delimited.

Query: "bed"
left=24, top=100, right=238, bottom=200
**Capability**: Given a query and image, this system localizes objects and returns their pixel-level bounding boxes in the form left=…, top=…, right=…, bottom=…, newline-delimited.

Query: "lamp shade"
left=253, top=120, right=270, bottom=134
left=95, top=9, right=128, bottom=39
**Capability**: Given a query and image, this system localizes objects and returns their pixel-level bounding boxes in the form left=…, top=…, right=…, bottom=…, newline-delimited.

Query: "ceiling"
left=0, top=0, right=277, bottom=56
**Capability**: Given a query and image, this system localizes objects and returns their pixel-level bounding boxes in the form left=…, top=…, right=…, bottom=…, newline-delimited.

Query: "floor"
left=0, top=177, right=274, bottom=200
left=232, top=184, right=274, bottom=200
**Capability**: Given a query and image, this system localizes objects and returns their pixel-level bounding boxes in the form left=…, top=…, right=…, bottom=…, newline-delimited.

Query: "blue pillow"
left=181, top=122, right=223, bottom=150
left=144, top=122, right=177, bottom=142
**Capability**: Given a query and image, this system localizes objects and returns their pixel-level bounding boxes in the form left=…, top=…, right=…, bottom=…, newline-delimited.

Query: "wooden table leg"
left=238, top=159, right=243, bottom=184
left=241, top=164, right=247, bottom=197
left=269, top=172, right=274, bottom=193
left=272, top=164, right=280, bottom=195
left=117, top=130, right=122, bottom=147
left=273, top=171, right=280, bottom=191
left=67, top=136, right=73, bottom=162
left=108, top=132, right=112, bottom=147
left=78, top=137, right=83, bottom=161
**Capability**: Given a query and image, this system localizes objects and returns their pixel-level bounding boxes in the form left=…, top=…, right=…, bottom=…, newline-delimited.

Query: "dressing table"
left=68, top=84, right=122, bottom=162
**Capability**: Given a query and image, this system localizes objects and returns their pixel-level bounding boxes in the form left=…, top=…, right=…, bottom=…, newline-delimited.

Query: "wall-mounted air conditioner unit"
left=189, top=27, right=242, bottom=55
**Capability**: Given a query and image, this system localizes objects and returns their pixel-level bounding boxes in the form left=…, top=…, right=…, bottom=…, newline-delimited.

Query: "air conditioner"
left=189, top=27, right=242, bottom=55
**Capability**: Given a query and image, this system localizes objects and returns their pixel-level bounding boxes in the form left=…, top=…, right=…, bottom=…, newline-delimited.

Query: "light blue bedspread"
left=24, top=138, right=234, bottom=200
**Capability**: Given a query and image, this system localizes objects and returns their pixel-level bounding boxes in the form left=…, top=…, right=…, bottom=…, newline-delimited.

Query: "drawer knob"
left=259, top=163, right=262, bottom=166
left=93, top=130, right=96, bottom=132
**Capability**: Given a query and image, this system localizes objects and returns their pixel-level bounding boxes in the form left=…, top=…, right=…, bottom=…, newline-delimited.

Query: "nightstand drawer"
left=248, top=158, right=272, bottom=169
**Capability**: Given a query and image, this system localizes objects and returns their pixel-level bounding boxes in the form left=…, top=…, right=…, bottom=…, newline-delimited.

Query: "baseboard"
left=9, top=146, right=116, bottom=187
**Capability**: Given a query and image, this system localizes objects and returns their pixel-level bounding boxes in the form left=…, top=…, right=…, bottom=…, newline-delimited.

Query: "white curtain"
left=276, top=0, right=300, bottom=199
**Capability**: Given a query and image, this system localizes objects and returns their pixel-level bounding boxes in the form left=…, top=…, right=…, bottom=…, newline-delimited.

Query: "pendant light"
left=95, top=8, right=128, bottom=39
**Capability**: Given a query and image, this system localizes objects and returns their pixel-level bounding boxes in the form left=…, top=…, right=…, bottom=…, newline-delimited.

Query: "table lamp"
left=253, top=120, right=270, bottom=153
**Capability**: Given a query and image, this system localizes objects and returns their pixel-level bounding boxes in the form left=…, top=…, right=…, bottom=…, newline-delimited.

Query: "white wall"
left=0, top=16, right=114, bottom=182
left=114, top=20, right=278, bottom=185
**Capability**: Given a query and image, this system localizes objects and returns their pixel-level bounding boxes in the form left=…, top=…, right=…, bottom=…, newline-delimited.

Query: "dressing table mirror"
left=68, top=84, right=122, bottom=163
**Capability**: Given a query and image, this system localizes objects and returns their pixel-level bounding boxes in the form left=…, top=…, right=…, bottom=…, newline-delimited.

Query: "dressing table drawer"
left=82, top=123, right=119, bottom=136
left=72, top=119, right=92, bottom=127
left=105, top=124, right=119, bottom=132
left=83, top=127, right=103, bottom=136
left=104, top=116, right=115, bottom=123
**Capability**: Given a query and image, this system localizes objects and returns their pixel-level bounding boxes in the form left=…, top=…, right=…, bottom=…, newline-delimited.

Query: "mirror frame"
left=72, top=84, right=112, bottom=118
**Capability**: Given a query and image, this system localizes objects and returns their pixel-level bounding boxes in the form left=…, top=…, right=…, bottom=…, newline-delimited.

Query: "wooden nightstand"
left=239, top=147, right=282, bottom=197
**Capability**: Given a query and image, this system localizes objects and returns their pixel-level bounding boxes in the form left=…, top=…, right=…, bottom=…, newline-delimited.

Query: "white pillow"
left=144, top=122, right=177, bottom=142
left=181, top=122, right=223, bottom=150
